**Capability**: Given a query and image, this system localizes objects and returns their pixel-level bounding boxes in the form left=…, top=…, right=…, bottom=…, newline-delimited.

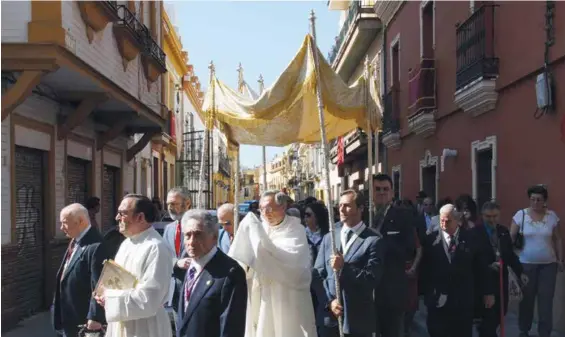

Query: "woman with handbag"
left=510, top=185, right=564, bottom=337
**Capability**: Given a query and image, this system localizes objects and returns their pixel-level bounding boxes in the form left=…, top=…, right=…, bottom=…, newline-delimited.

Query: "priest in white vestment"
left=229, top=190, right=317, bottom=337
left=95, top=194, right=174, bottom=337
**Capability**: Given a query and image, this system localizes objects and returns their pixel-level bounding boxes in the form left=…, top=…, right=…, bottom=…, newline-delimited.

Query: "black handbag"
left=514, top=209, right=525, bottom=250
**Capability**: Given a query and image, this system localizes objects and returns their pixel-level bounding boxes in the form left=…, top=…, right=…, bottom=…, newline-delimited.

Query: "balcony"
left=454, top=5, right=499, bottom=117
left=77, top=1, right=120, bottom=43
left=139, top=26, right=167, bottom=88
left=407, top=59, right=436, bottom=138
left=329, top=129, right=368, bottom=164
left=113, top=5, right=144, bottom=70
left=381, top=86, right=401, bottom=150
left=218, top=151, right=231, bottom=177
left=327, top=0, right=381, bottom=81
left=168, top=111, right=176, bottom=141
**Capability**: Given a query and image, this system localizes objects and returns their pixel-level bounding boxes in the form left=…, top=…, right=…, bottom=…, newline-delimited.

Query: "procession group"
left=52, top=173, right=563, bottom=337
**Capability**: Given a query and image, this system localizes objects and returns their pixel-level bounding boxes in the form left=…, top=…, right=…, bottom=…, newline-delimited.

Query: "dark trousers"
left=376, top=304, right=404, bottom=337
left=519, top=262, right=557, bottom=337
left=427, top=307, right=473, bottom=337
left=477, top=303, right=501, bottom=337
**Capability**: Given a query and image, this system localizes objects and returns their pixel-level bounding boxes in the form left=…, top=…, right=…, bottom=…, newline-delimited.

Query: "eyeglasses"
left=304, top=212, right=313, bottom=218
left=260, top=206, right=274, bottom=213
left=375, top=187, right=390, bottom=192
left=218, top=220, right=232, bottom=226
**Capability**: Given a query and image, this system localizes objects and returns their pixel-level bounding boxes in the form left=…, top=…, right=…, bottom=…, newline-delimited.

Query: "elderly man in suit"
left=421, top=204, right=494, bottom=337
left=314, top=189, right=385, bottom=337
left=176, top=209, right=247, bottom=337
left=217, top=203, right=235, bottom=254
left=53, top=203, right=107, bottom=337
left=163, top=187, right=192, bottom=312
left=372, top=173, right=416, bottom=337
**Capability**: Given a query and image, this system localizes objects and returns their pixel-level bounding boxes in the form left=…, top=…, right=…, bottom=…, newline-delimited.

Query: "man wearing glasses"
left=217, top=203, right=235, bottom=254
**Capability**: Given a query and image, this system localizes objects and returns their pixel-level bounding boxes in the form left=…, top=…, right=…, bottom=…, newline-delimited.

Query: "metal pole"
left=365, top=56, right=374, bottom=227
left=309, top=10, right=343, bottom=337
left=233, top=148, right=240, bottom=233
left=258, top=75, right=267, bottom=193
left=197, top=61, right=215, bottom=209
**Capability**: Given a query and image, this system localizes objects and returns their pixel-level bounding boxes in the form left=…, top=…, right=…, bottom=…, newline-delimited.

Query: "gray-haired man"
left=163, top=187, right=192, bottom=311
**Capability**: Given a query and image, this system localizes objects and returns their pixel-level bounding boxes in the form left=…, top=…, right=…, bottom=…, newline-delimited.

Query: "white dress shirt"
left=185, top=246, right=217, bottom=306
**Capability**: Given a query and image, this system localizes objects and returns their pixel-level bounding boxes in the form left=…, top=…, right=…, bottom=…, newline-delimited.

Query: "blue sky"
left=170, top=1, right=341, bottom=168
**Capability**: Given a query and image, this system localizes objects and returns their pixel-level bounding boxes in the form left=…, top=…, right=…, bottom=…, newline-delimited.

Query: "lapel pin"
left=206, top=280, right=212, bottom=286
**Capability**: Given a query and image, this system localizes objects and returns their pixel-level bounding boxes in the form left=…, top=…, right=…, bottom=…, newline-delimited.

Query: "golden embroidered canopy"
left=200, top=34, right=381, bottom=148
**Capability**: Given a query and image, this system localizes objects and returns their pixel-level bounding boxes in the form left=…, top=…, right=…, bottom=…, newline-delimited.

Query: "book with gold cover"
left=94, top=259, right=137, bottom=297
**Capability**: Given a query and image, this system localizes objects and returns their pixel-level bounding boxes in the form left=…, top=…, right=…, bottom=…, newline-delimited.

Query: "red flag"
left=337, top=136, right=345, bottom=166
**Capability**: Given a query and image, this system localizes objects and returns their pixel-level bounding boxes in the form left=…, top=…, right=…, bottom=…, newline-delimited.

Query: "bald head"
left=217, top=203, right=235, bottom=235
left=60, top=203, right=90, bottom=239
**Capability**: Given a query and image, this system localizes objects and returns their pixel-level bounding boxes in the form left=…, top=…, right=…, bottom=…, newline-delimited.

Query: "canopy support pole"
left=258, top=75, right=267, bottom=193
left=198, top=61, right=215, bottom=209
left=365, top=56, right=374, bottom=227
left=309, top=10, right=343, bottom=337
left=233, top=147, right=240, bottom=232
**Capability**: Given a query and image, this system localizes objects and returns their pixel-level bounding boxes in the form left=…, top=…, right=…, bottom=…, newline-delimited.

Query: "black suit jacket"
left=374, top=206, right=416, bottom=309
left=314, top=222, right=384, bottom=335
left=421, top=228, right=493, bottom=311
left=52, top=227, right=107, bottom=334
left=176, top=249, right=247, bottom=337
left=471, top=223, right=523, bottom=316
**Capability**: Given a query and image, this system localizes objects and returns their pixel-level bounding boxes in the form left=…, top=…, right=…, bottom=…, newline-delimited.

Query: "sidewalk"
left=412, top=304, right=565, bottom=337
left=2, top=311, right=55, bottom=337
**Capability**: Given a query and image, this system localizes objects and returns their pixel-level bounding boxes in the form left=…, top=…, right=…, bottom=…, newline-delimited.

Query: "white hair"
left=261, top=190, right=288, bottom=206
left=439, top=203, right=461, bottom=220
left=181, top=209, right=219, bottom=236
left=168, top=186, right=192, bottom=202
left=61, top=203, right=90, bottom=224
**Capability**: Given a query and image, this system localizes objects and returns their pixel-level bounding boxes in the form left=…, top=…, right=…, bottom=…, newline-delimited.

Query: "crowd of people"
left=51, top=175, right=562, bottom=337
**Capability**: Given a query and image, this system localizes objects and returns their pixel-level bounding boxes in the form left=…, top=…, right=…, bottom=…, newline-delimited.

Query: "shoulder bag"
left=513, top=209, right=525, bottom=250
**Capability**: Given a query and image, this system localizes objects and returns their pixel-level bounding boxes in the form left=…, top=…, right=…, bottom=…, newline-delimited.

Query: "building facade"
left=327, top=0, right=385, bottom=204
left=1, top=0, right=166, bottom=328
left=378, top=0, right=565, bottom=330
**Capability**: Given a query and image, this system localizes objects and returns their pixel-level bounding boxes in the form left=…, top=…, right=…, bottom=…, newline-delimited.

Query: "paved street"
left=5, top=307, right=564, bottom=337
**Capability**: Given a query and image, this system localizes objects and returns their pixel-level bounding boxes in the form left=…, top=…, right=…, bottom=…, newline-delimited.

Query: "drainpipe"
left=381, top=23, right=388, bottom=174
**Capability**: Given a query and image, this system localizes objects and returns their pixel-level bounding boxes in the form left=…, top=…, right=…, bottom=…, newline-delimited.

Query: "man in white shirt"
left=229, top=190, right=317, bottom=337
left=94, top=194, right=174, bottom=337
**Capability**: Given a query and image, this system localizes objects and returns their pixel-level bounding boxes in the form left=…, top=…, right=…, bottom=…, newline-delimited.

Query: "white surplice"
left=104, top=227, right=174, bottom=337
left=229, top=213, right=317, bottom=337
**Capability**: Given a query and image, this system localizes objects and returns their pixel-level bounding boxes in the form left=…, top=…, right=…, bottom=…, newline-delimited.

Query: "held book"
left=94, top=259, right=138, bottom=297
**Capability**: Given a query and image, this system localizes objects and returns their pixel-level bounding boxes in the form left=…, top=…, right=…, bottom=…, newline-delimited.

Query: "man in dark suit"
left=371, top=174, right=416, bottom=337
left=314, top=189, right=385, bottom=337
left=472, top=201, right=526, bottom=337
left=163, top=187, right=192, bottom=312
left=53, top=203, right=107, bottom=337
left=176, top=209, right=247, bottom=337
left=421, top=204, right=495, bottom=337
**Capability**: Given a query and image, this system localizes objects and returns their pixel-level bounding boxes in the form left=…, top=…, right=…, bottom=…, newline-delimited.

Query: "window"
left=392, top=165, right=402, bottom=200
left=471, top=136, right=497, bottom=208
left=390, top=34, right=400, bottom=87
left=420, top=1, right=435, bottom=58
left=419, top=150, right=438, bottom=203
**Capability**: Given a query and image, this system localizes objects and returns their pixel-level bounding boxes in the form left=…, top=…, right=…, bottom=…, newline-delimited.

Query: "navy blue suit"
left=52, top=227, right=107, bottom=336
left=314, top=222, right=385, bottom=337
left=176, top=249, right=247, bottom=337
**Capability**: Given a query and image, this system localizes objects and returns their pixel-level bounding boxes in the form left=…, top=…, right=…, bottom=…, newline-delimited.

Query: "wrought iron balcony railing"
left=116, top=5, right=144, bottom=45
left=138, top=25, right=166, bottom=70
left=327, top=1, right=362, bottom=64
left=383, top=87, right=400, bottom=133
left=456, top=5, right=499, bottom=90
left=408, top=59, right=436, bottom=117
left=218, top=152, right=231, bottom=177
